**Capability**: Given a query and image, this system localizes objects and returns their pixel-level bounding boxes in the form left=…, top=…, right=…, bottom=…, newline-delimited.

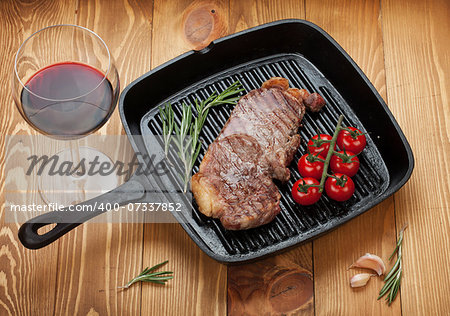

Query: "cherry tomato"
left=337, top=127, right=367, bottom=154
left=325, top=173, right=355, bottom=201
left=307, top=134, right=334, bottom=156
left=298, top=153, right=325, bottom=180
left=292, top=178, right=322, bottom=205
left=330, top=151, right=360, bottom=177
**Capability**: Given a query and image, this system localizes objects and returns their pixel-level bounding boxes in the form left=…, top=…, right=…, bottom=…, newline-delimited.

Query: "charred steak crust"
left=191, top=77, right=325, bottom=230
left=191, top=134, right=280, bottom=230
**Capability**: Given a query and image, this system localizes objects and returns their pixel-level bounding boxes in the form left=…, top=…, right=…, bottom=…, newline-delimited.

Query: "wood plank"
left=49, top=0, right=153, bottom=315
left=228, top=248, right=314, bottom=316
left=226, top=1, right=315, bottom=315
left=140, top=1, right=229, bottom=315
left=0, top=1, right=76, bottom=315
left=381, top=0, right=450, bottom=314
left=229, top=0, right=305, bottom=32
left=151, top=0, right=229, bottom=66
left=305, top=0, right=401, bottom=315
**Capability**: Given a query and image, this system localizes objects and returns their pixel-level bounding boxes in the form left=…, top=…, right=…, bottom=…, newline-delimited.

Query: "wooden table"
left=1, top=0, right=448, bottom=315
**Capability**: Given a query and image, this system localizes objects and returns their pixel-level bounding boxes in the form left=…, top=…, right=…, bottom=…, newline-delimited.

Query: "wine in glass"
left=11, top=24, right=120, bottom=206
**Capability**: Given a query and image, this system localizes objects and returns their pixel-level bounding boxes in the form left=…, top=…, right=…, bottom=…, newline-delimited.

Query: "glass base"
left=39, top=146, right=118, bottom=206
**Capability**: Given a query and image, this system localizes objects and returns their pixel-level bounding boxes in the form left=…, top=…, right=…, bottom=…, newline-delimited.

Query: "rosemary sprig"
left=159, top=103, right=174, bottom=156
left=119, top=260, right=173, bottom=289
left=160, top=81, right=244, bottom=192
left=378, top=224, right=408, bottom=305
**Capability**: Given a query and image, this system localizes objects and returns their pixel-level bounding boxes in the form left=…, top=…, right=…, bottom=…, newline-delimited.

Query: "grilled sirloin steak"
left=191, top=77, right=325, bottom=230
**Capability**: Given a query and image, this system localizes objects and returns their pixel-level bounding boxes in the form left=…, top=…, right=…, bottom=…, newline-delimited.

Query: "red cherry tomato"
left=330, top=151, right=360, bottom=177
left=325, top=173, right=355, bottom=201
left=307, top=134, right=334, bottom=156
left=337, top=127, right=367, bottom=154
left=298, top=153, right=325, bottom=180
left=292, top=178, right=322, bottom=205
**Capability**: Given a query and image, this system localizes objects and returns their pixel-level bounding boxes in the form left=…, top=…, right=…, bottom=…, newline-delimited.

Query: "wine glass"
left=11, top=24, right=120, bottom=206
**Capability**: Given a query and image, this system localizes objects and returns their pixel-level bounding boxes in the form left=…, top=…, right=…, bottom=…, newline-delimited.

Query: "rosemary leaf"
left=119, top=260, right=173, bottom=289
left=388, top=271, right=402, bottom=305
left=378, top=274, right=397, bottom=299
left=389, top=232, right=404, bottom=260
left=383, top=258, right=400, bottom=282
left=159, top=103, right=174, bottom=156
left=147, top=259, right=169, bottom=271
left=378, top=224, right=407, bottom=305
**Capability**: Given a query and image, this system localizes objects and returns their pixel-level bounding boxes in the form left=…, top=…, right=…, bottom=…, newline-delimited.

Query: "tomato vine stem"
left=326, top=173, right=348, bottom=187
left=296, top=115, right=344, bottom=193
left=306, top=152, right=326, bottom=163
left=332, top=149, right=357, bottom=163
left=340, top=126, right=367, bottom=139
left=318, top=114, right=344, bottom=192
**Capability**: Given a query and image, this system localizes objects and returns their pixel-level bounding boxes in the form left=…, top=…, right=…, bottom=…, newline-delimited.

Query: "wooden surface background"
left=0, top=0, right=449, bottom=315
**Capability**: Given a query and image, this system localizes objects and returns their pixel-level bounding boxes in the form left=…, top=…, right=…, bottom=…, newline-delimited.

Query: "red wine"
left=21, top=62, right=116, bottom=136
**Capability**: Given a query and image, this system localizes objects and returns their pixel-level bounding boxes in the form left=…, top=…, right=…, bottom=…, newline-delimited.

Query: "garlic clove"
left=350, top=273, right=375, bottom=288
left=349, top=253, right=386, bottom=275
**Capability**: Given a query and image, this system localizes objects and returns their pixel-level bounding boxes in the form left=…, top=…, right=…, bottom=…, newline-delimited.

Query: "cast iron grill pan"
left=140, top=53, right=390, bottom=261
left=18, top=20, right=413, bottom=262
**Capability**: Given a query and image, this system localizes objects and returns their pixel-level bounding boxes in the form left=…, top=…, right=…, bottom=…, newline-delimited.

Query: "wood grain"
left=0, top=1, right=76, bottom=315
left=182, top=0, right=228, bottom=50
left=140, top=1, right=228, bottom=315
left=227, top=1, right=314, bottom=316
left=228, top=249, right=314, bottom=316
left=381, top=0, right=450, bottom=314
left=50, top=0, right=153, bottom=315
left=229, top=0, right=305, bottom=33
left=0, top=0, right=449, bottom=315
left=305, top=0, right=400, bottom=315
left=152, top=0, right=229, bottom=66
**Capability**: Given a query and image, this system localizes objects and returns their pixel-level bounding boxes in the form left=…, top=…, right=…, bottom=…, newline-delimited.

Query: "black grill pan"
left=18, top=20, right=414, bottom=263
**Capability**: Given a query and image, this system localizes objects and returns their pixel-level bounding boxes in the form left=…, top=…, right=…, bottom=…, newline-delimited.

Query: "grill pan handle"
left=18, top=173, right=149, bottom=249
